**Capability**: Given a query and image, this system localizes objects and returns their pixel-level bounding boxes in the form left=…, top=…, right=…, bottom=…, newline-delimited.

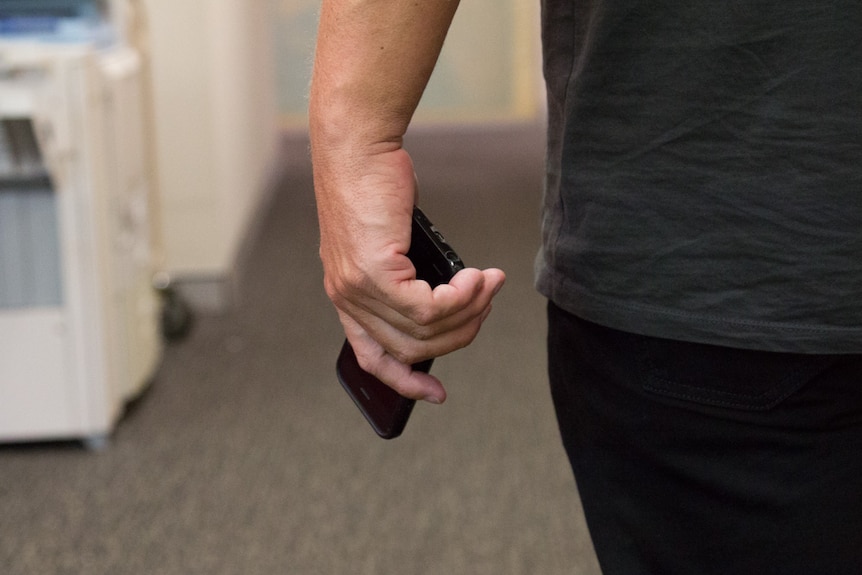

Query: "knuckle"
left=322, top=275, right=342, bottom=303
left=353, top=348, right=379, bottom=374
left=324, top=267, right=370, bottom=304
left=389, top=344, right=417, bottom=366
left=451, top=321, right=482, bottom=350
left=410, top=306, right=438, bottom=328
left=405, top=322, right=434, bottom=342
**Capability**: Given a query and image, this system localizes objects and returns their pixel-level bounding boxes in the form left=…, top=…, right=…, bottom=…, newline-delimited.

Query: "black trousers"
left=547, top=301, right=862, bottom=575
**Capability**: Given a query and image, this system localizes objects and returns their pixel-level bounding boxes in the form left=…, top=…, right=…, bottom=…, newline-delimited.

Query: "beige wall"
left=271, top=0, right=544, bottom=129
left=142, top=0, right=278, bottom=307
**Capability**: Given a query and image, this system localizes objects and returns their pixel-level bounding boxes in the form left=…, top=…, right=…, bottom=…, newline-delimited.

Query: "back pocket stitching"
left=642, top=374, right=805, bottom=410
left=638, top=342, right=836, bottom=411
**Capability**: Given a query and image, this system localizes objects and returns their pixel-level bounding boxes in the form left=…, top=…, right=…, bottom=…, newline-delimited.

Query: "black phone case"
left=335, top=206, right=465, bottom=439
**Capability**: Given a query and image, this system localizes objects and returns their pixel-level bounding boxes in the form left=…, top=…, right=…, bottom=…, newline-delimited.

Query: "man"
left=309, top=1, right=862, bottom=573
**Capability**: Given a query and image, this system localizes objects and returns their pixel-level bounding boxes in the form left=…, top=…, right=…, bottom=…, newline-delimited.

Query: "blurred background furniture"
left=0, top=0, right=159, bottom=446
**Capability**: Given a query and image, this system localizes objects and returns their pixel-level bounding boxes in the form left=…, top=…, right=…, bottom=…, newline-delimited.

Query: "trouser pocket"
left=635, top=336, right=838, bottom=411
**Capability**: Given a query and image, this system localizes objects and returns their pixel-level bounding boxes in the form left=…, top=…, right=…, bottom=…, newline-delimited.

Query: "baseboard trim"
left=171, top=273, right=236, bottom=314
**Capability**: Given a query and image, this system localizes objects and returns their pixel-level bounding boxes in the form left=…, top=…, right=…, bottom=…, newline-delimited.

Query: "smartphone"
left=336, top=206, right=465, bottom=439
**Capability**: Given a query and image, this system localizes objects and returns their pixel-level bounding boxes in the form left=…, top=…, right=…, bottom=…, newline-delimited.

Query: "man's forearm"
left=309, top=0, right=463, bottom=290
left=309, top=0, right=460, bottom=154
left=307, top=0, right=504, bottom=403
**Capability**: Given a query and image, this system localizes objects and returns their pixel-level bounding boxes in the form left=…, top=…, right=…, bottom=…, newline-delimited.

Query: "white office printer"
left=0, top=0, right=161, bottom=448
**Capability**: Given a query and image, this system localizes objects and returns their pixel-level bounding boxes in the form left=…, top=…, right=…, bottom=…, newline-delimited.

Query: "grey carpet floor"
left=0, top=125, right=602, bottom=575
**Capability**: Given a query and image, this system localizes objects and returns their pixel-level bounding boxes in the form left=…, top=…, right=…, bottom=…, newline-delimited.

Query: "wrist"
left=309, top=95, right=406, bottom=161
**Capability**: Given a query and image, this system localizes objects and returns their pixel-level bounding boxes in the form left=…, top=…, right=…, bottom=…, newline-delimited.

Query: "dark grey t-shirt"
left=536, top=0, right=862, bottom=352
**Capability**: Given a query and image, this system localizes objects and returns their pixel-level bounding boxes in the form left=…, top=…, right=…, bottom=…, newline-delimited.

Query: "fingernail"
left=425, top=395, right=442, bottom=405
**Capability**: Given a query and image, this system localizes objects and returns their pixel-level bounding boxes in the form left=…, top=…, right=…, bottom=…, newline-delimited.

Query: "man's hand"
left=314, top=145, right=505, bottom=404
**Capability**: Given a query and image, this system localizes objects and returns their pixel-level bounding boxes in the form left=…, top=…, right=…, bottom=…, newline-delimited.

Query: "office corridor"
left=0, top=125, right=601, bottom=575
